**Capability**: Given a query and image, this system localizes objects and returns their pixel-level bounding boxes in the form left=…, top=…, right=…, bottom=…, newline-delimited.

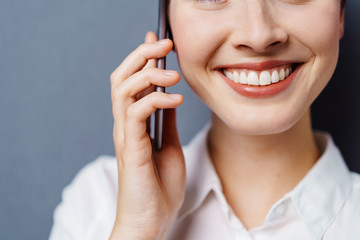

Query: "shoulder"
left=72, top=155, right=118, bottom=189
left=62, top=156, right=118, bottom=206
left=49, top=156, right=118, bottom=240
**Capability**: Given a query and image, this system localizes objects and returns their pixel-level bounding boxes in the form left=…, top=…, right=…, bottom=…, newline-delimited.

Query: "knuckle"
left=110, top=71, right=117, bottom=84
left=110, top=70, right=128, bottom=88
left=136, top=43, right=148, bottom=57
left=147, top=92, right=163, bottom=107
left=146, top=92, right=157, bottom=103
left=113, top=85, right=130, bottom=101
left=142, top=67, right=157, bottom=79
left=126, top=104, right=139, bottom=119
left=140, top=42, right=151, bottom=50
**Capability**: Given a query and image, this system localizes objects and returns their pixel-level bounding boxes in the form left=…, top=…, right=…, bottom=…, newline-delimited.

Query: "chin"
left=213, top=107, right=308, bottom=137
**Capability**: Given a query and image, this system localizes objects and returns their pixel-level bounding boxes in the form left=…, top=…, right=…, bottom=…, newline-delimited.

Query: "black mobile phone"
left=153, top=0, right=168, bottom=150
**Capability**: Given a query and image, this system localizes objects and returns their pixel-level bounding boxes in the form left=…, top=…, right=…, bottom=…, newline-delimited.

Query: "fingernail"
left=164, top=70, right=177, bottom=76
left=155, top=39, right=169, bottom=45
left=168, top=94, right=182, bottom=100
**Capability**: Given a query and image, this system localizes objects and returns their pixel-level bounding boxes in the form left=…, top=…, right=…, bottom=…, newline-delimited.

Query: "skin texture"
left=169, top=0, right=343, bottom=136
left=110, top=0, right=345, bottom=238
left=109, top=35, right=186, bottom=240
left=168, top=0, right=344, bottom=229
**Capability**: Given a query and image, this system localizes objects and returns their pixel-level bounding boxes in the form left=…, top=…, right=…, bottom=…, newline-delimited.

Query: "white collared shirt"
left=50, top=125, right=360, bottom=240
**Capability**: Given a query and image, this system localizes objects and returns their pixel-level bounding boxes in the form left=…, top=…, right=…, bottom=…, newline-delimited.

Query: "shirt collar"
left=178, top=123, right=221, bottom=220
left=178, top=126, right=353, bottom=240
left=285, top=131, right=353, bottom=240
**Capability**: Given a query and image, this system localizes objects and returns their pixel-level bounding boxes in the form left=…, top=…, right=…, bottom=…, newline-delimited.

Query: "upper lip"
left=215, top=60, right=301, bottom=71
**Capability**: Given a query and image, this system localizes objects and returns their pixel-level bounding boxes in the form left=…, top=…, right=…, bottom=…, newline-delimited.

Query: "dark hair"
left=341, top=0, right=347, bottom=9
left=165, top=0, right=346, bottom=9
left=166, top=0, right=346, bottom=10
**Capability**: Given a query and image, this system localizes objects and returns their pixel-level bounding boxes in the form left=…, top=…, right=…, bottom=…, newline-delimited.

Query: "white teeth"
left=248, top=71, right=259, bottom=86
left=223, top=65, right=294, bottom=86
left=225, top=71, right=230, bottom=79
left=233, top=71, right=240, bottom=83
left=271, top=70, right=280, bottom=83
left=279, top=69, right=286, bottom=81
left=259, top=71, right=271, bottom=86
left=240, top=72, right=247, bottom=84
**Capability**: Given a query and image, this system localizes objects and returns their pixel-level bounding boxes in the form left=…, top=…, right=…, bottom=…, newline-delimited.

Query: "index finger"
left=111, top=34, right=173, bottom=84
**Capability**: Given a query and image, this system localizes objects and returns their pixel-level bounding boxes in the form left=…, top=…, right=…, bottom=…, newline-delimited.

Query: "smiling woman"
left=49, top=0, right=360, bottom=240
left=169, top=0, right=343, bottom=136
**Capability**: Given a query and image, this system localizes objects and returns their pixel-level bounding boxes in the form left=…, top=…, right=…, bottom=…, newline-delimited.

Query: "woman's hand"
left=109, top=32, right=186, bottom=240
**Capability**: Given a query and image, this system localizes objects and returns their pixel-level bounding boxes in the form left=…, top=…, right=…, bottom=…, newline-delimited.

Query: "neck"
left=208, top=110, right=319, bottom=229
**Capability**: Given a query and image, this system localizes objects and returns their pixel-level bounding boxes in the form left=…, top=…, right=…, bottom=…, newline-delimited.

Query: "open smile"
left=217, top=61, right=303, bottom=97
left=223, top=64, right=296, bottom=86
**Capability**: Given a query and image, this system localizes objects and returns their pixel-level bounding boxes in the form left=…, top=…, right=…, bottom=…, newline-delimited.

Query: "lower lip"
left=219, top=64, right=302, bottom=98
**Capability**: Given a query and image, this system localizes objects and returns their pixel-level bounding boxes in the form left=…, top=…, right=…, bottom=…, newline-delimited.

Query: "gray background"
left=0, top=0, right=359, bottom=239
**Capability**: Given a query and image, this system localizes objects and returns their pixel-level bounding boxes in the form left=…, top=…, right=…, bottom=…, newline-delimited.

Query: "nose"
left=231, top=1, right=288, bottom=53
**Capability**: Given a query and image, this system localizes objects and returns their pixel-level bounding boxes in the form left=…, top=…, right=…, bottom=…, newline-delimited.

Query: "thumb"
left=145, top=31, right=158, bottom=43
left=143, top=31, right=158, bottom=69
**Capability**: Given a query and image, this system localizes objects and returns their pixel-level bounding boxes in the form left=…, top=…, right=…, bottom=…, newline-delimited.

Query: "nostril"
left=270, top=41, right=281, bottom=47
left=232, top=29, right=288, bottom=53
left=264, top=41, right=283, bottom=51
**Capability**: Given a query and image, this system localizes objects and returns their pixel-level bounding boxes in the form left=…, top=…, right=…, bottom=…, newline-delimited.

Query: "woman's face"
left=168, top=0, right=344, bottom=135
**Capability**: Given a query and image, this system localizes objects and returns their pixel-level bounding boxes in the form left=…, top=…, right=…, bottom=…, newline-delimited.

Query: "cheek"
left=170, top=11, right=226, bottom=78
left=282, top=4, right=341, bottom=97
left=286, top=4, right=341, bottom=57
left=307, top=8, right=341, bottom=92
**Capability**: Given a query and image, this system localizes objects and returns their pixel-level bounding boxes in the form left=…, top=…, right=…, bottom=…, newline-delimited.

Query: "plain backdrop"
left=0, top=0, right=359, bottom=239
